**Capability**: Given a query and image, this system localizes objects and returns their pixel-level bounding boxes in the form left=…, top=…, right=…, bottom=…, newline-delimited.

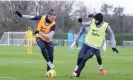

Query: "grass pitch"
left=0, top=46, right=133, bottom=80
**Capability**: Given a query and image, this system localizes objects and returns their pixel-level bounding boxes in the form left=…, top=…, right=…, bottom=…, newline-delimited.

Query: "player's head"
left=27, top=27, right=31, bottom=31
left=88, top=14, right=94, bottom=20
left=47, top=9, right=56, bottom=22
left=78, top=17, right=82, bottom=23
left=94, top=13, right=103, bottom=25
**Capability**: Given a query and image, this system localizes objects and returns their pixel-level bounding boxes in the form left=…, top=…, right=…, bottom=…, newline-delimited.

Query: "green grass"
left=0, top=46, right=133, bottom=80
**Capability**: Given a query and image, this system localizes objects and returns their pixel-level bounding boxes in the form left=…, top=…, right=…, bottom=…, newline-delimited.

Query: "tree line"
left=0, top=1, right=133, bottom=36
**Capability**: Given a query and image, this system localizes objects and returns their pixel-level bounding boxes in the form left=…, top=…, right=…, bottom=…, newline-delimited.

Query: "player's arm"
left=76, top=22, right=90, bottom=41
left=35, top=24, right=56, bottom=39
left=71, top=25, right=88, bottom=48
left=75, top=18, right=90, bottom=42
left=106, top=25, right=119, bottom=53
left=71, top=18, right=90, bottom=48
left=74, top=27, right=85, bottom=42
left=71, top=26, right=85, bottom=49
left=15, top=11, right=41, bottom=20
left=82, top=22, right=90, bottom=26
left=39, top=31, right=55, bottom=39
left=22, top=15, right=41, bottom=20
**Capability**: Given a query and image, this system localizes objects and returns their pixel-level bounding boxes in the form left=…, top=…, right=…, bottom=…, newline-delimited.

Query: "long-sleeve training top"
left=75, top=21, right=116, bottom=49
left=22, top=15, right=56, bottom=39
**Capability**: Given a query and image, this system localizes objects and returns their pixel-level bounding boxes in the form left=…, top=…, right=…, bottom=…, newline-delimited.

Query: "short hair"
left=48, top=9, right=56, bottom=16
left=88, top=14, right=94, bottom=18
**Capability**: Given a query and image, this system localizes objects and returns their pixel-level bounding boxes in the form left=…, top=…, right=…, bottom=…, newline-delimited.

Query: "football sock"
left=47, top=61, right=54, bottom=69
left=74, top=65, right=78, bottom=71
left=100, top=65, right=103, bottom=69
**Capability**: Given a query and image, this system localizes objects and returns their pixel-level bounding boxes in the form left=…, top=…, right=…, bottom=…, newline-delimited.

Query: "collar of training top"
left=45, top=16, right=51, bottom=23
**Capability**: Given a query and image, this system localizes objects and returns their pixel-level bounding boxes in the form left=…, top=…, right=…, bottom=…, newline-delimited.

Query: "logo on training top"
left=92, top=29, right=98, bottom=32
left=40, top=26, right=47, bottom=33
left=91, top=29, right=100, bottom=37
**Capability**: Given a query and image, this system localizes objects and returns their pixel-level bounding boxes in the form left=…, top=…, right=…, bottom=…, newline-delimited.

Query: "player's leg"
left=76, top=42, right=78, bottom=48
left=95, top=49, right=106, bottom=75
left=95, top=49, right=102, bottom=68
left=26, top=40, right=29, bottom=53
left=75, top=43, right=89, bottom=71
left=36, top=37, right=49, bottom=61
left=76, top=48, right=95, bottom=73
left=36, top=37, right=54, bottom=69
left=72, top=47, right=95, bottom=78
left=74, top=43, right=87, bottom=77
left=45, top=41, right=54, bottom=71
left=29, top=40, right=32, bottom=53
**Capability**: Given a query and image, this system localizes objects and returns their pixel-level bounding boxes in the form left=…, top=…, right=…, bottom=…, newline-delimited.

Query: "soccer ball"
left=46, top=69, right=56, bottom=78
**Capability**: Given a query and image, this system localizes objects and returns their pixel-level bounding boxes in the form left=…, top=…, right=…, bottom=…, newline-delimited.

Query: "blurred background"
left=0, top=0, right=133, bottom=47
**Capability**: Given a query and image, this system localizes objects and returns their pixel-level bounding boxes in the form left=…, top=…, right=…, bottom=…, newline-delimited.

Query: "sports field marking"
left=0, top=61, right=132, bottom=64
left=0, top=77, right=16, bottom=79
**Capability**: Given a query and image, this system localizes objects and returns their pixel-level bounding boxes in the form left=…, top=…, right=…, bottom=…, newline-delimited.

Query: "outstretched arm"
left=15, top=11, right=41, bottom=20
left=22, top=15, right=41, bottom=20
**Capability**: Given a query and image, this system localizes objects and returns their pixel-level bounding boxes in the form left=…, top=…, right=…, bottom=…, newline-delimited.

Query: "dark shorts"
left=78, top=43, right=100, bottom=59
left=36, top=37, right=54, bottom=56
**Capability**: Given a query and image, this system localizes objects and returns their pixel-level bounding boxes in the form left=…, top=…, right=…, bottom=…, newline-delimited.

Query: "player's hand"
left=112, top=48, right=119, bottom=53
left=78, top=18, right=82, bottom=23
left=15, top=11, right=22, bottom=17
left=71, top=41, right=76, bottom=49
left=52, top=42, right=58, bottom=46
left=34, top=30, right=39, bottom=34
